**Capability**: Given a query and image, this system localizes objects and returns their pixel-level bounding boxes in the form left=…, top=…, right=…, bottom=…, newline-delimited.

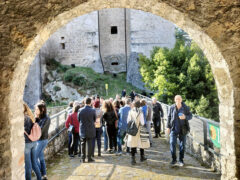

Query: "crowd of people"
left=65, top=91, right=192, bottom=166
left=23, top=90, right=192, bottom=180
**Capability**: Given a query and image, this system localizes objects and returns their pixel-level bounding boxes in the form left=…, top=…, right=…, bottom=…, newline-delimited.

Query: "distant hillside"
left=43, top=59, right=142, bottom=106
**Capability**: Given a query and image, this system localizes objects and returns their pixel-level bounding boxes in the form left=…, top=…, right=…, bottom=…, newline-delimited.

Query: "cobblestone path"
left=46, top=135, right=220, bottom=180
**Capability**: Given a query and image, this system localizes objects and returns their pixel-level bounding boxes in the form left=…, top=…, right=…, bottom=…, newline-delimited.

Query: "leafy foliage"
left=139, top=31, right=219, bottom=121
left=72, top=75, right=86, bottom=86
left=63, top=71, right=75, bottom=82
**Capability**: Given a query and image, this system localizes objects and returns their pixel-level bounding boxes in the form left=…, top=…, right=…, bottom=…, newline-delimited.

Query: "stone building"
left=24, top=8, right=176, bottom=108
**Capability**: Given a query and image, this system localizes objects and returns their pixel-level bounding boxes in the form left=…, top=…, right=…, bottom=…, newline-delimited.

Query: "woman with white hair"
left=127, top=100, right=150, bottom=165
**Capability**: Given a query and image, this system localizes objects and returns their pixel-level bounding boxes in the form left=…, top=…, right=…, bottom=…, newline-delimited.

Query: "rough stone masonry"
left=0, top=0, right=239, bottom=180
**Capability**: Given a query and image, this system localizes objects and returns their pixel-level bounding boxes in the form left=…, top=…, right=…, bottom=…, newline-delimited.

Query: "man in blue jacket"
left=167, top=95, right=192, bottom=167
left=117, top=98, right=131, bottom=155
left=78, top=97, right=96, bottom=163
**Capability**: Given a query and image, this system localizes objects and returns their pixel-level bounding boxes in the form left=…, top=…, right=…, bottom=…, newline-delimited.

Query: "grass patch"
left=44, top=59, right=142, bottom=100
left=64, top=67, right=141, bottom=98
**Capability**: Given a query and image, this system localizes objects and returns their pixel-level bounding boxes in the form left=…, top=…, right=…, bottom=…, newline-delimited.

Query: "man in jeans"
left=117, top=98, right=131, bottom=155
left=78, top=97, right=96, bottom=163
left=167, top=95, right=192, bottom=166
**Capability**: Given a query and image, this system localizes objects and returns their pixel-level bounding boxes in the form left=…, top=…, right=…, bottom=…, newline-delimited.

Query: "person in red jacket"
left=65, top=103, right=80, bottom=157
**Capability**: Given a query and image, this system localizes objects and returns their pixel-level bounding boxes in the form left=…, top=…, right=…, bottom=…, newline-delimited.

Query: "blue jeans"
left=36, top=139, right=48, bottom=176
left=102, top=126, right=108, bottom=151
left=92, top=128, right=103, bottom=154
left=117, top=129, right=126, bottom=152
left=146, top=121, right=153, bottom=143
left=170, top=131, right=186, bottom=162
left=25, top=142, right=42, bottom=180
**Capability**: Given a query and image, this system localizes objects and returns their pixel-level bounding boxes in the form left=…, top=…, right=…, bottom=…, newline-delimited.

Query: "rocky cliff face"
left=127, top=52, right=145, bottom=90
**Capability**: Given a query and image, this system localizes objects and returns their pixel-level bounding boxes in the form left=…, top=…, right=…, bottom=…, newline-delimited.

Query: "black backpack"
left=126, top=112, right=140, bottom=136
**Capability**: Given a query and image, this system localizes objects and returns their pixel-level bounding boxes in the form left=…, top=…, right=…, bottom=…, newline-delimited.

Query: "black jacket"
left=78, top=106, right=96, bottom=138
left=152, top=102, right=164, bottom=118
left=101, top=111, right=118, bottom=127
left=37, top=116, right=51, bottom=140
left=24, top=115, right=34, bottom=143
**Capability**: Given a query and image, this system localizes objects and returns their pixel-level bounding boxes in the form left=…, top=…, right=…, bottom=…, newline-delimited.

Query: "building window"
left=111, top=62, right=119, bottom=65
left=111, top=26, right=118, bottom=34
left=61, top=37, right=64, bottom=40
left=61, top=43, right=65, bottom=49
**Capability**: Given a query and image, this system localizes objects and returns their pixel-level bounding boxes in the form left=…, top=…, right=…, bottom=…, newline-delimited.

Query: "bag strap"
left=70, top=114, right=73, bottom=126
left=134, top=110, right=141, bottom=130
left=24, top=131, right=29, bottom=136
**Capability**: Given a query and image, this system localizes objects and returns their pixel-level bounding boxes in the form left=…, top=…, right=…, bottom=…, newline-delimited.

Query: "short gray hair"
left=125, top=98, right=131, bottom=105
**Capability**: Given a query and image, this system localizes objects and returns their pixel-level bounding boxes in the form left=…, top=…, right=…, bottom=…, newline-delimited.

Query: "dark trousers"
left=131, top=148, right=144, bottom=156
left=170, top=131, right=186, bottom=162
left=107, top=125, right=117, bottom=150
left=92, top=128, right=102, bottom=155
left=153, top=117, right=161, bottom=135
left=81, top=137, right=93, bottom=160
left=68, top=132, right=80, bottom=155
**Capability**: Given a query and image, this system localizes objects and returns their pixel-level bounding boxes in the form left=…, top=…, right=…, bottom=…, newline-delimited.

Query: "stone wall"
left=129, top=9, right=176, bottom=58
left=44, top=124, right=68, bottom=161
left=40, top=11, right=103, bottom=74
left=185, top=135, right=221, bottom=172
left=23, top=56, right=42, bottom=109
left=127, top=52, right=145, bottom=90
left=0, top=1, right=239, bottom=179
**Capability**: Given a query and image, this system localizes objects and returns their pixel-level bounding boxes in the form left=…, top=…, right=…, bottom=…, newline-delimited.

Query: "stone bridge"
left=0, top=0, right=240, bottom=179
left=40, top=106, right=222, bottom=180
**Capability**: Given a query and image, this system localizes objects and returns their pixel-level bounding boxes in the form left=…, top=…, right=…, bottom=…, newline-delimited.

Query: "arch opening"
left=3, top=1, right=238, bottom=179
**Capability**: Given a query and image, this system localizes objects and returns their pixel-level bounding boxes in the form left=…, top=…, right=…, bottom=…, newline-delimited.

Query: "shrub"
left=64, top=71, right=75, bottom=82
left=45, top=59, right=61, bottom=70
left=57, top=65, right=69, bottom=73
left=53, top=85, right=61, bottom=92
left=73, top=76, right=86, bottom=86
left=42, top=92, right=53, bottom=104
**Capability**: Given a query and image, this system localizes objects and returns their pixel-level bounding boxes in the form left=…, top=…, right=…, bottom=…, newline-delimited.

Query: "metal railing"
left=48, top=108, right=69, bottom=144
left=136, top=93, right=221, bottom=157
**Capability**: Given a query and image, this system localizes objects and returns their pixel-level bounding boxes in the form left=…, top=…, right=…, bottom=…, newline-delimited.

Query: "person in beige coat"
left=127, top=100, right=150, bottom=165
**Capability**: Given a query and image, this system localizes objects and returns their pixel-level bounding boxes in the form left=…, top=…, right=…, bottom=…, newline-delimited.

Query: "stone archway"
left=0, top=0, right=239, bottom=179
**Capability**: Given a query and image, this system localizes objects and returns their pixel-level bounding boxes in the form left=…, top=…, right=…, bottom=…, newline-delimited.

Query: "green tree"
left=139, top=32, right=219, bottom=121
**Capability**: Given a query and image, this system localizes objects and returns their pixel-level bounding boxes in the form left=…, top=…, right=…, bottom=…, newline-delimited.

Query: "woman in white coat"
left=127, top=100, right=150, bottom=165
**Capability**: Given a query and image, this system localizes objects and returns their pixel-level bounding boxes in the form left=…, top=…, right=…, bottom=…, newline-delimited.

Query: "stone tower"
left=98, top=8, right=130, bottom=73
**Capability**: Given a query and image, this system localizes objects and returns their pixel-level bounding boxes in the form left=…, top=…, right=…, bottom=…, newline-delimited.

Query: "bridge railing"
left=136, top=93, right=221, bottom=157
left=48, top=107, right=69, bottom=144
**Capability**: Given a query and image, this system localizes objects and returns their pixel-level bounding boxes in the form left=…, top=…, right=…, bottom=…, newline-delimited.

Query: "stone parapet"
left=44, top=123, right=68, bottom=161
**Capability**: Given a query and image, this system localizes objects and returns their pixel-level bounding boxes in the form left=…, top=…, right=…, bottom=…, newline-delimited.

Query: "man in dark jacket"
left=130, top=91, right=135, bottom=101
left=167, top=95, right=192, bottom=167
left=121, top=89, right=126, bottom=98
left=78, top=97, right=96, bottom=163
left=152, top=97, right=164, bottom=138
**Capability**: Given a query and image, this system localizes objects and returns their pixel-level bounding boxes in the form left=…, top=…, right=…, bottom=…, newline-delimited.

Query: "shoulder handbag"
left=126, top=111, right=140, bottom=136
left=24, top=116, right=42, bottom=142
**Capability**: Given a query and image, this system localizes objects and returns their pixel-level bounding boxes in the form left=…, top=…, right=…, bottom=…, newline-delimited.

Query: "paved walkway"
left=46, top=135, right=220, bottom=180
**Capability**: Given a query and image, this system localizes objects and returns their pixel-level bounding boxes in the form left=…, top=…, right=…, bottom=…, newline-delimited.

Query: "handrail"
left=47, top=107, right=69, bottom=144
left=136, top=93, right=221, bottom=157
left=50, top=108, right=68, bottom=119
